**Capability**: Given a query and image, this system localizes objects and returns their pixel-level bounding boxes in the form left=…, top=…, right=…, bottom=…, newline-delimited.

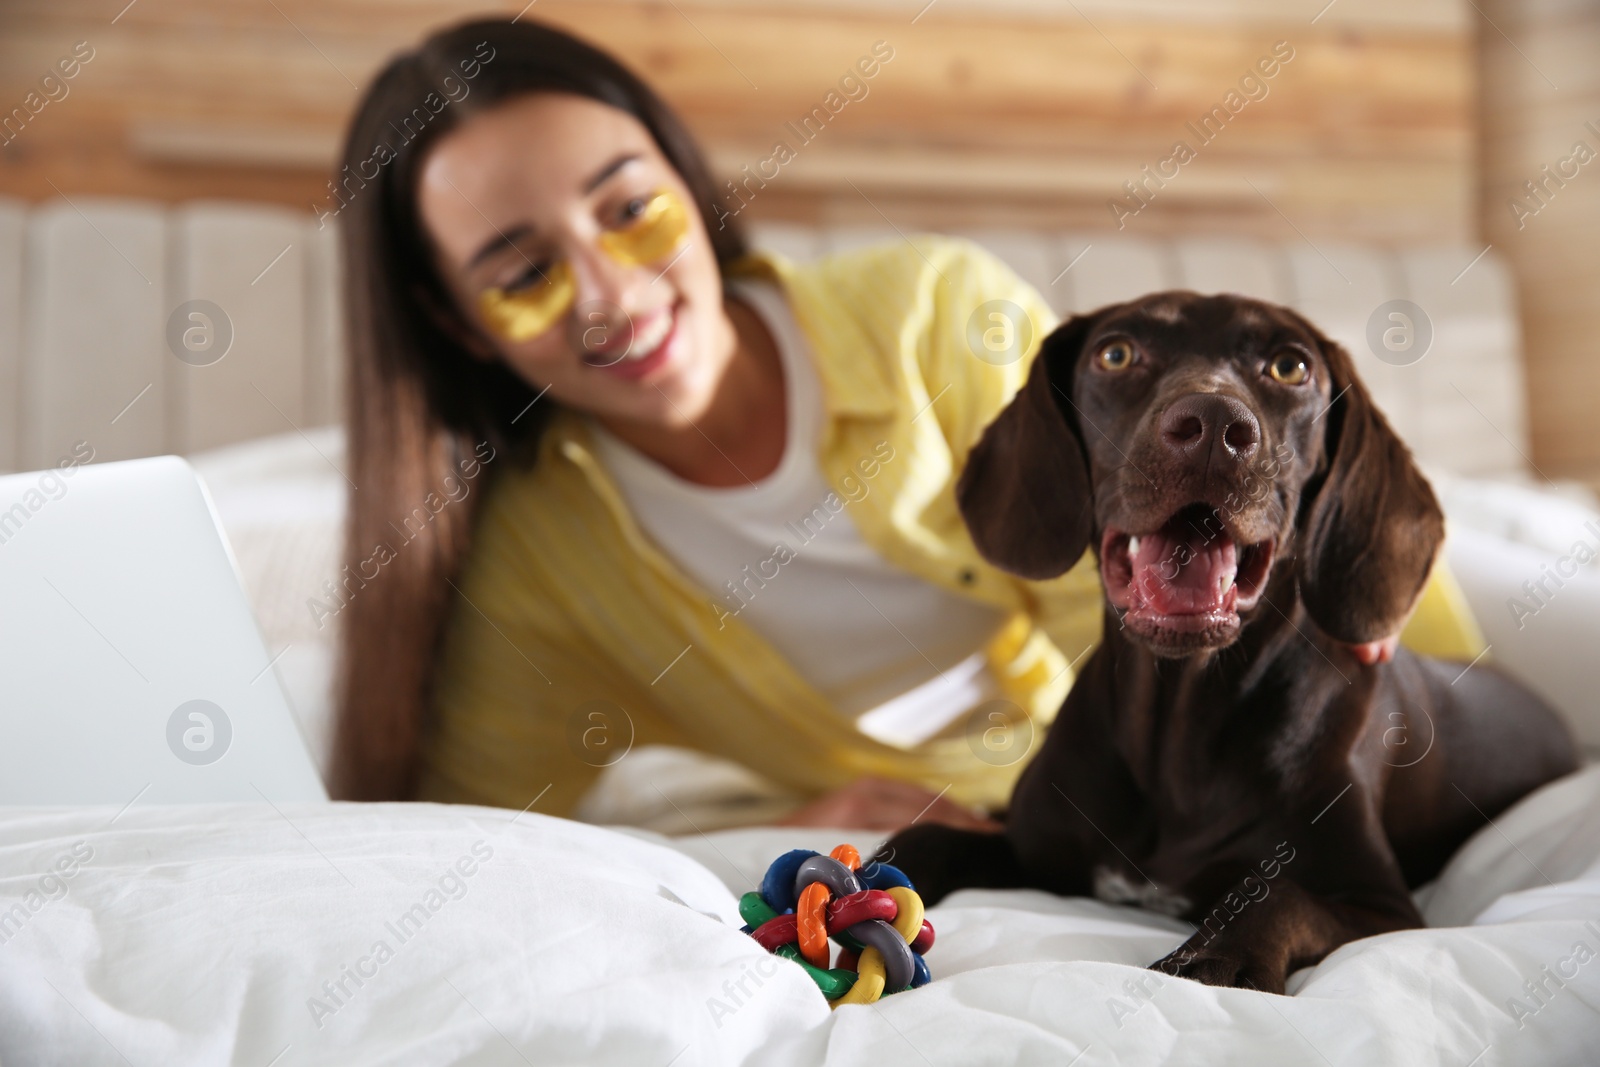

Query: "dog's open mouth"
left=1100, top=505, right=1275, bottom=651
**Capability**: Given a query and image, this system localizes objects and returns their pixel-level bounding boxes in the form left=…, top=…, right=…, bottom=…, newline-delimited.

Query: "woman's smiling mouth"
left=581, top=300, right=681, bottom=379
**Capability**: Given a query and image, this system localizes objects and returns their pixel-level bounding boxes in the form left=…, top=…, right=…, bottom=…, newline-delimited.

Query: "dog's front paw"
left=874, top=822, right=1021, bottom=906
left=874, top=823, right=966, bottom=905
left=1151, top=936, right=1287, bottom=995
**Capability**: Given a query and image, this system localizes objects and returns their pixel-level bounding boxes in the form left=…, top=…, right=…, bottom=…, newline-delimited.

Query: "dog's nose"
left=1159, top=393, right=1260, bottom=465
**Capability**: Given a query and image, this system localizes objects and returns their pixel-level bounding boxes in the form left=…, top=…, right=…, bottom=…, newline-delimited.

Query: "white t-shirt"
left=587, top=278, right=1010, bottom=749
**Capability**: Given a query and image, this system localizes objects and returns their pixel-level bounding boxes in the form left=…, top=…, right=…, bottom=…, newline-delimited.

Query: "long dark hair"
left=330, top=17, right=749, bottom=800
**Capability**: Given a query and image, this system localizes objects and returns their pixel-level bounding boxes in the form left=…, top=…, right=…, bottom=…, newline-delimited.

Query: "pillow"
left=189, top=426, right=346, bottom=775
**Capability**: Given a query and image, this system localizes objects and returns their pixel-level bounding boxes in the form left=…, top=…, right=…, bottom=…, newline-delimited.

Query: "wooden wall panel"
left=1480, top=0, right=1600, bottom=484
left=0, top=0, right=1473, bottom=243
left=0, top=200, right=24, bottom=471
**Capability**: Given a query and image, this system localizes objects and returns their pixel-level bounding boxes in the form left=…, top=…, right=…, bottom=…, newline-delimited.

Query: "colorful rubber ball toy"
left=739, top=843, right=934, bottom=1008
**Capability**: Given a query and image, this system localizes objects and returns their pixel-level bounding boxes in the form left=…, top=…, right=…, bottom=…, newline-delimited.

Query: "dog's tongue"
left=1130, top=520, right=1238, bottom=616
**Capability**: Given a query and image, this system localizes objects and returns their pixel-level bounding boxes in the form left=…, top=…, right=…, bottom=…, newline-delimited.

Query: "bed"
left=3, top=763, right=1599, bottom=1065
left=3, top=205, right=1600, bottom=1062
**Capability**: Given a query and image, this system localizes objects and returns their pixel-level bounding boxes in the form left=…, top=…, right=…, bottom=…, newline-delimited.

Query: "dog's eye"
left=1097, top=342, right=1136, bottom=372
left=1267, top=352, right=1310, bottom=385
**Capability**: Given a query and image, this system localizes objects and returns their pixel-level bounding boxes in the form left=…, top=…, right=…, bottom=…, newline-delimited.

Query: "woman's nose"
left=564, top=242, right=649, bottom=357
left=566, top=239, right=647, bottom=319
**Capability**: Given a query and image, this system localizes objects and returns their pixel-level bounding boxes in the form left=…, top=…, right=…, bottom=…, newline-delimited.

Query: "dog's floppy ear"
left=956, top=315, right=1096, bottom=580
left=1296, top=333, right=1445, bottom=644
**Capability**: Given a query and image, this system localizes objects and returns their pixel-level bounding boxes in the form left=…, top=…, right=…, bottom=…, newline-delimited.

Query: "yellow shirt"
left=418, top=235, right=1485, bottom=817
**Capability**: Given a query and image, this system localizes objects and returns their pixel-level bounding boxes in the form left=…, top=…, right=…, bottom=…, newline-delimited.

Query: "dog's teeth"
left=1127, top=536, right=1141, bottom=556
left=1220, top=573, right=1235, bottom=592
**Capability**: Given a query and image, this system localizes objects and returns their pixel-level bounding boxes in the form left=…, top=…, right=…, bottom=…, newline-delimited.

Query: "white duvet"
left=3, top=764, right=1599, bottom=1066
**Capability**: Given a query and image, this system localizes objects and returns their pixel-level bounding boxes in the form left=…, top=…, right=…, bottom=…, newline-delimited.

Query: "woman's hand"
left=1347, top=635, right=1400, bottom=665
left=775, top=776, right=1001, bottom=832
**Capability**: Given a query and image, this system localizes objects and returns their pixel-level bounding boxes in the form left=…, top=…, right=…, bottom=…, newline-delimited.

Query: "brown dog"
left=879, top=292, right=1577, bottom=993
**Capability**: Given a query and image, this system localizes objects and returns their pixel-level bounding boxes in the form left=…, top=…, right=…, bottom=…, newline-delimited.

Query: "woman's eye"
left=1097, top=341, right=1135, bottom=371
left=619, top=196, right=651, bottom=225
left=597, top=188, right=690, bottom=268
left=1268, top=352, right=1310, bottom=385
left=505, top=262, right=557, bottom=292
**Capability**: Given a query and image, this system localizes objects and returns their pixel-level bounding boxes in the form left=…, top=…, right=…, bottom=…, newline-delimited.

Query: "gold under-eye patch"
left=477, top=260, right=577, bottom=343
left=474, top=190, right=690, bottom=343
left=597, top=188, right=691, bottom=268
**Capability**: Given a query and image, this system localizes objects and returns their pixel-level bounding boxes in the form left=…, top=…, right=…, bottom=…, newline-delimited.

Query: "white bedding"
left=4, top=764, right=1599, bottom=1066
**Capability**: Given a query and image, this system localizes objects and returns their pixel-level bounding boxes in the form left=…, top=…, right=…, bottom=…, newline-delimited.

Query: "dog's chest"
left=1091, top=864, right=1192, bottom=918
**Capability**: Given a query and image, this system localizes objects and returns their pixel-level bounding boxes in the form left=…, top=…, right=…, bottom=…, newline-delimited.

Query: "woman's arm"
left=413, top=472, right=697, bottom=817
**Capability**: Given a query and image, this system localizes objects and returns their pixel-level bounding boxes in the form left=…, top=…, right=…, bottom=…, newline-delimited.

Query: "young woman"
left=329, top=17, right=1485, bottom=829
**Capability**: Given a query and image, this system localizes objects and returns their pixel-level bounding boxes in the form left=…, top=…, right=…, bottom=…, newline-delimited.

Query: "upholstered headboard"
left=0, top=196, right=1529, bottom=479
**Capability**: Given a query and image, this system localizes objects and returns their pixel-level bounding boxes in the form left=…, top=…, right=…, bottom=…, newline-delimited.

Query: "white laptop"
left=0, top=455, right=328, bottom=804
